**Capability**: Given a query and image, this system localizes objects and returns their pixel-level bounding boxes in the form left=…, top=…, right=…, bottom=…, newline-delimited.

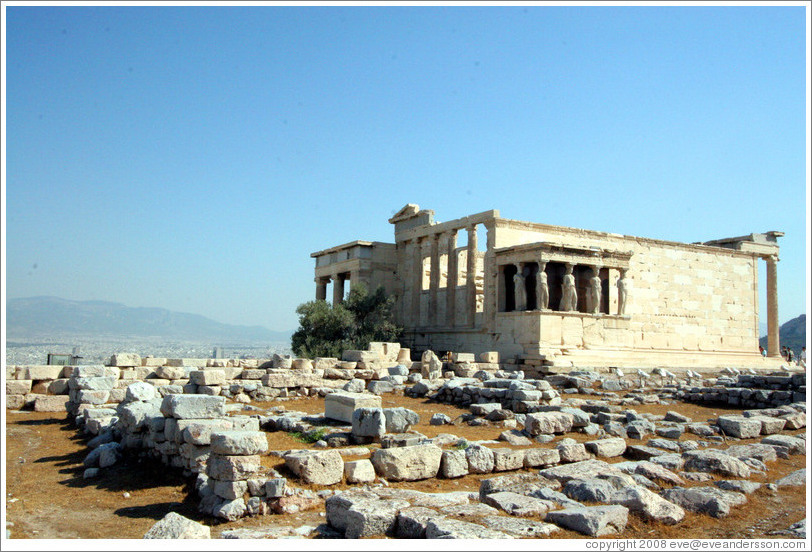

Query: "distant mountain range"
left=6, top=296, right=292, bottom=343
left=759, top=314, right=806, bottom=355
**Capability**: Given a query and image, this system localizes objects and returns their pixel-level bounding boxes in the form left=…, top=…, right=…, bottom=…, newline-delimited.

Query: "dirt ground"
left=3, top=393, right=808, bottom=540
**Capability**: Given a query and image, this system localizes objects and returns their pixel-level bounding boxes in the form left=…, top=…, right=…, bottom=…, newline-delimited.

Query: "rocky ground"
left=4, top=391, right=807, bottom=541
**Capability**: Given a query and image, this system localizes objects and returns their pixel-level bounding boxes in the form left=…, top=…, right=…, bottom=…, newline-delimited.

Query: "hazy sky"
left=3, top=2, right=809, bottom=332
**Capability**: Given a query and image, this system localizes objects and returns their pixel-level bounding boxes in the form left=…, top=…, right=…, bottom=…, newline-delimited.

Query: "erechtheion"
left=311, top=204, right=784, bottom=370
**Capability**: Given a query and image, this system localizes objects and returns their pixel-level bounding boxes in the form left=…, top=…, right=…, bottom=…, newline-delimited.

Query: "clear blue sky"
left=3, top=3, right=809, bottom=332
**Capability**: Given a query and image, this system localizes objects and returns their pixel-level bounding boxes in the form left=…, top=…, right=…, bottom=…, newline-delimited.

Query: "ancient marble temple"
left=311, top=204, right=783, bottom=369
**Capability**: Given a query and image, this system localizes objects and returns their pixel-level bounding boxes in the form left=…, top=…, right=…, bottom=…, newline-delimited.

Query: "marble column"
left=428, top=233, right=441, bottom=326
left=331, top=274, right=345, bottom=305
left=466, top=225, right=478, bottom=327
left=446, top=229, right=458, bottom=327
left=315, top=278, right=328, bottom=301
left=411, top=238, right=423, bottom=327
left=765, top=255, right=780, bottom=358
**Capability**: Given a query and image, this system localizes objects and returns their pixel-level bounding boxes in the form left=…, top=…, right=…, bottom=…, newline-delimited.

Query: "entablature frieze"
left=494, top=241, right=633, bottom=269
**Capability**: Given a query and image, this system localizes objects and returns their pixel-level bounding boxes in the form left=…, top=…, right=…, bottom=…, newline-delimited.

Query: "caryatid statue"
left=513, top=267, right=526, bottom=311
left=536, top=261, right=549, bottom=309
left=588, top=267, right=602, bottom=314
left=617, top=269, right=630, bottom=316
left=560, top=263, right=577, bottom=311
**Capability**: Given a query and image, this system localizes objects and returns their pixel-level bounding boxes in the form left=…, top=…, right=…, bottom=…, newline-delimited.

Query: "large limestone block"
left=72, top=365, right=107, bottom=378
left=682, top=450, right=751, bottom=479
left=124, top=381, right=158, bottom=403
left=154, top=366, right=189, bottom=380
left=440, top=449, right=468, bottom=478
left=492, top=448, right=525, bottom=472
left=717, top=415, right=761, bottom=439
left=662, top=487, right=746, bottom=518
left=261, top=372, right=323, bottom=389
left=344, top=459, right=376, bottom=484
left=383, top=407, right=419, bottom=433
left=324, top=392, right=382, bottom=423
left=178, top=419, right=234, bottom=445
left=143, top=512, right=211, bottom=539
left=425, top=519, right=513, bottom=539
left=285, top=450, right=344, bottom=485
left=141, top=357, right=168, bottom=367
left=609, top=487, right=685, bottom=525
left=370, top=444, right=442, bottom=481
left=539, top=459, right=624, bottom=484
left=465, top=444, right=495, bottom=474
left=748, top=415, right=787, bottom=435
left=24, top=366, right=66, bottom=381
left=482, top=491, right=554, bottom=516
left=160, top=394, right=226, bottom=419
left=190, top=370, right=226, bottom=386
left=545, top=505, right=628, bottom=537
left=524, top=448, right=561, bottom=468
left=352, top=408, right=386, bottom=438
left=207, top=454, right=261, bottom=481
left=344, top=498, right=410, bottom=539
left=109, top=353, right=141, bottom=367
left=585, top=437, right=627, bottom=458
left=342, top=350, right=380, bottom=363
left=6, top=380, right=32, bottom=395
left=524, top=412, right=574, bottom=435
left=34, top=396, right=68, bottom=412
left=72, top=376, right=118, bottom=391
left=420, top=350, right=443, bottom=380
left=210, top=431, right=269, bottom=456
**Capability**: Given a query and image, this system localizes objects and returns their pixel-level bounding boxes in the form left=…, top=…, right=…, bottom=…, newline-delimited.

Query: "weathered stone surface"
left=265, top=478, right=287, bottom=498
left=213, top=480, right=248, bottom=500
left=144, top=512, right=210, bottom=539
left=682, top=450, right=751, bottom=478
left=479, top=472, right=560, bottom=501
left=663, top=411, right=692, bottom=423
left=324, top=392, right=382, bottom=423
left=325, top=489, right=383, bottom=532
left=117, top=400, right=162, bottom=431
left=124, top=381, right=157, bottom=403
left=383, top=407, right=419, bottom=433
left=761, top=435, right=805, bottom=455
left=210, top=431, right=269, bottom=456
left=649, top=453, right=684, bottom=471
left=371, top=444, right=442, bottom=481
left=351, top=407, right=386, bottom=438
left=189, top=370, right=226, bottom=386
left=396, top=506, right=442, bottom=538
left=207, top=454, right=261, bottom=481
left=492, top=448, right=524, bottom=472
left=585, top=437, right=627, bottom=458
left=344, top=459, right=376, bottom=483
left=609, top=486, right=685, bottom=524
left=425, top=518, right=513, bottom=539
left=481, top=516, right=559, bottom=538
left=179, top=419, right=234, bottom=445
left=634, top=461, right=684, bottom=486
left=33, top=396, right=68, bottom=412
left=109, top=353, right=141, bottom=367
left=483, top=491, right=554, bottom=516
left=285, top=450, right=344, bottom=485
left=6, top=380, right=32, bottom=395
left=524, top=412, right=574, bottom=435
left=499, top=429, right=533, bottom=446
left=430, top=413, right=452, bottom=425
left=724, top=443, right=777, bottom=463
left=662, top=487, right=747, bottom=518
left=557, top=442, right=591, bottom=463
left=465, top=444, right=495, bottom=474
left=524, top=448, right=561, bottom=468
left=714, top=480, right=761, bottom=494
left=546, top=505, right=629, bottom=537
left=160, top=394, right=225, bottom=419
left=717, top=415, right=761, bottom=439
left=440, top=449, right=469, bottom=478
left=213, top=498, right=247, bottom=521
left=748, top=415, right=787, bottom=435
left=420, top=350, right=443, bottom=381
left=344, top=498, right=410, bottom=539
left=563, top=478, right=616, bottom=503
left=539, top=459, right=623, bottom=484
left=775, top=469, right=806, bottom=487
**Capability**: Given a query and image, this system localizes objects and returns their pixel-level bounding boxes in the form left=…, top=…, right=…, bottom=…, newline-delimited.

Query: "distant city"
left=5, top=335, right=292, bottom=366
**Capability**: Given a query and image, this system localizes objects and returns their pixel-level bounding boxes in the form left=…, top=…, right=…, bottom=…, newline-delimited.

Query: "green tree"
left=291, top=283, right=402, bottom=358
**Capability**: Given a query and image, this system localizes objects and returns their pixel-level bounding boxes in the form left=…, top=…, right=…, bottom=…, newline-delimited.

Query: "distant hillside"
left=7, top=296, right=292, bottom=343
left=759, top=314, right=806, bottom=356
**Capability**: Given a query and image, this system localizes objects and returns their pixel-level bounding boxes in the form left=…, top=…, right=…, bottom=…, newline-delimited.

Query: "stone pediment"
left=388, top=204, right=421, bottom=224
